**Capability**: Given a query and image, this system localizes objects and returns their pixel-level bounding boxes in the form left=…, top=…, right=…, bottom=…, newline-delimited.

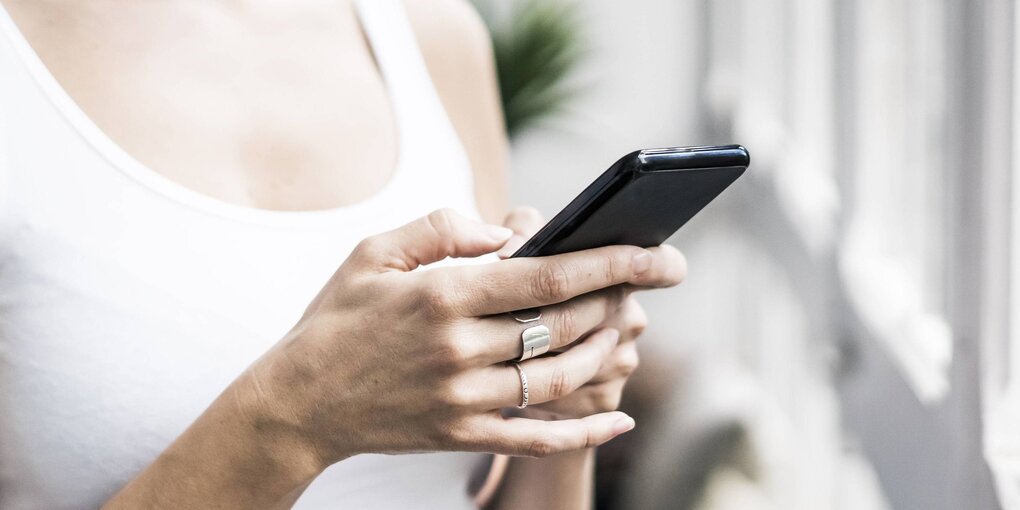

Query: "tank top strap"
left=352, top=0, right=478, bottom=220
left=353, top=0, right=450, bottom=131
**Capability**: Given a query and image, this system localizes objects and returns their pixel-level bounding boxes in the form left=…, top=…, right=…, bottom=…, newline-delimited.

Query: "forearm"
left=103, top=376, right=326, bottom=510
left=488, top=448, right=596, bottom=510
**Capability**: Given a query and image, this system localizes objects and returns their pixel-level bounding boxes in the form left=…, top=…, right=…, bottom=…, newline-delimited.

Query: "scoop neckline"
left=0, top=3, right=409, bottom=228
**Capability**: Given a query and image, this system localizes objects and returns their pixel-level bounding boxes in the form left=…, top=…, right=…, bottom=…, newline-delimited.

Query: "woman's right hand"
left=235, top=208, right=685, bottom=469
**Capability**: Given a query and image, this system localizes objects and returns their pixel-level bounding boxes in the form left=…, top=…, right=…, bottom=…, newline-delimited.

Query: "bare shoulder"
left=403, top=0, right=493, bottom=67
left=403, top=0, right=509, bottom=223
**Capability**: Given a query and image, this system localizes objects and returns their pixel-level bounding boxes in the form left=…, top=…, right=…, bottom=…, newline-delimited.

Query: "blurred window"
left=710, top=0, right=952, bottom=402
left=984, top=3, right=1020, bottom=504
left=838, top=0, right=952, bottom=403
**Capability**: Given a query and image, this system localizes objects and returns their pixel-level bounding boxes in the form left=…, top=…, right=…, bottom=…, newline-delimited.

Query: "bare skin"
left=1, top=1, right=684, bottom=508
left=488, top=208, right=654, bottom=510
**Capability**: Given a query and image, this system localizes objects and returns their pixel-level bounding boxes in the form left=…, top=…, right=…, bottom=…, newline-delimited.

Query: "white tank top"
left=0, top=1, right=490, bottom=508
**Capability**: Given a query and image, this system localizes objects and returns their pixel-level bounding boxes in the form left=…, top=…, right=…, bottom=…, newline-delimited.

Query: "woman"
left=0, top=0, right=686, bottom=508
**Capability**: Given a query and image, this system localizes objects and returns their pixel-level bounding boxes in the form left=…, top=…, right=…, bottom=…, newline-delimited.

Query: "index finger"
left=450, top=245, right=653, bottom=316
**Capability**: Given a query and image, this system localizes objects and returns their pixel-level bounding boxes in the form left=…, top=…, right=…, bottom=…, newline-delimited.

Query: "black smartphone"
left=510, top=145, right=749, bottom=258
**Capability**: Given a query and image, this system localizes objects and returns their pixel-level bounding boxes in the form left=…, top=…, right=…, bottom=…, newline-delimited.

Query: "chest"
left=0, top=2, right=489, bottom=506
left=6, top=1, right=398, bottom=210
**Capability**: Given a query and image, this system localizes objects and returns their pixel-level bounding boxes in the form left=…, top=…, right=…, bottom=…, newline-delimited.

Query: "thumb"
left=349, top=209, right=513, bottom=272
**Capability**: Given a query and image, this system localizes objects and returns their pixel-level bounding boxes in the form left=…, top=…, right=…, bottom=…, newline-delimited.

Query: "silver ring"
left=518, top=324, right=551, bottom=361
left=510, top=308, right=551, bottom=361
left=509, top=308, right=542, bottom=323
left=511, top=362, right=529, bottom=409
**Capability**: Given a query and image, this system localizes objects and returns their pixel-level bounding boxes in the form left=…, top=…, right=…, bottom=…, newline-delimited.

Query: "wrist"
left=228, top=370, right=338, bottom=478
left=103, top=374, right=331, bottom=509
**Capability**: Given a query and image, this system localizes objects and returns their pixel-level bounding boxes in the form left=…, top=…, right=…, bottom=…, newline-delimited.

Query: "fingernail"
left=632, top=250, right=653, bottom=275
left=484, top=225, right=514, bottom=242
left=497, top=235, right=525, bottom=258
left=613, top=415, right=636, bottom=435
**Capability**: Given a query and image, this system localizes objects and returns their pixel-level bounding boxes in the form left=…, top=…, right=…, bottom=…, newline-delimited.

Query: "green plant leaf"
left=474, top=0, right=585, bottom=138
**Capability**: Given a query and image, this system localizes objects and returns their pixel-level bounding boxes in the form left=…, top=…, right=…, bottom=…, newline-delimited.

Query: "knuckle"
left=546, top=367, right=574, bottom=399
left=438, top=379, right=476, bottom=408
left=446, top=420, right=475, bottom=446
left=583, top=427, right=598, bottom=449
left=618, top=349, right=640, bottom=376
left=604, top=287, right=627, bottom=313
left=553, top=305, right=580, bottom=344
left=424, top=208, right=457, bottom=236
left=532, top=262, right=572, bottom=302
left=593, top=387, right=623, bottom=411
left=353, top=236, right=385, bottom=260
left=626, top=304, right=648, bottom=338
left=429, top=420, right=456, bottom=445
left=423, top=209, right=459, bottom=255
left=430, top=335, right=474, bottom=370
left=420, top=286, right=455, bottom=317
left=628, top=321, right=647, bottom=340
left=431, top=417, right=470, bottom=449
left=526, top=438, right=557, bottom=458
left=603, top=251, right=626, bottom=283
left=417, top=276, right=463, bottom=319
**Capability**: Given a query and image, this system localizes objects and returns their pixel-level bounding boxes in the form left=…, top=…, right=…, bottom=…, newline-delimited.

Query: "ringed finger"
left=468, top=328, right=620, bottom=409
left=472, top=286, right=626, bottom=365
left=525, top=378, right=629, bottom=418
left=451, top=244, right=653, bottom=316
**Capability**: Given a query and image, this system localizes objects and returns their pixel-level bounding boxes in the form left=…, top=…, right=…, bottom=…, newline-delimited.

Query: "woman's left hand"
left=496, top=207, right=684, bottom=420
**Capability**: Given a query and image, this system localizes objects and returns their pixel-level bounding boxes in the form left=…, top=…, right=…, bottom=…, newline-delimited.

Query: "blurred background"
left=472, top=0, right=1019, bottom=509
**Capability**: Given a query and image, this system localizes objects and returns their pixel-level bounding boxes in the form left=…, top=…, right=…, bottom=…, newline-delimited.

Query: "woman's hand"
left=495, top=206, right=684, bottom=420
left=479, top=206, right=685, bottom=510
left=234, top=208, right=686, bottom=470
